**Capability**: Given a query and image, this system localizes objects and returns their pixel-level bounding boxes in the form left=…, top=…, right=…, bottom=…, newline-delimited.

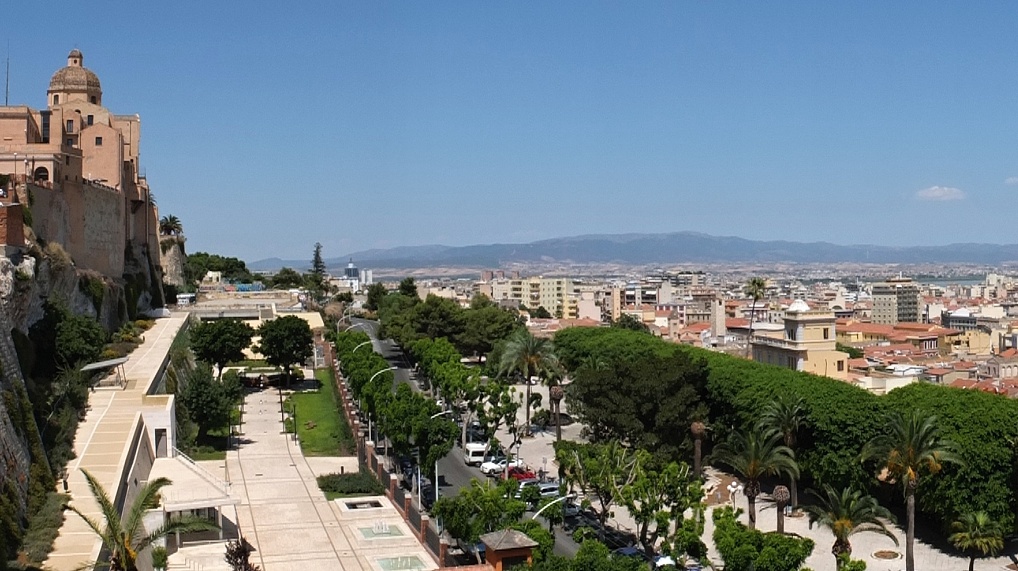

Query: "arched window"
left=33, top=167, right=49, bottom=182
left=53, top=94, right=59, bottom=104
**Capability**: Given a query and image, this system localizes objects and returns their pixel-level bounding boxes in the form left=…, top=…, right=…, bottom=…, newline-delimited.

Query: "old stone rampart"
left=24, top=180, right=125, bottom=278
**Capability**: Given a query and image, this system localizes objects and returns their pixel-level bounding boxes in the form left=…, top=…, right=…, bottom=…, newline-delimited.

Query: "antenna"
left=5, top=41, right=9, bottom=106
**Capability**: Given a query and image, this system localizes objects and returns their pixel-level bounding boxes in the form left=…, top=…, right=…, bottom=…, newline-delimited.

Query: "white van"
left=463, top=443, right=488, bottom=466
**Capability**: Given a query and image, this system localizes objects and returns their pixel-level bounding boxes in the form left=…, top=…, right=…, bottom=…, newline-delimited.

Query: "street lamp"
left=344, top=322, right=368, bottom=333
left=352, top=340, right=372, bottom=353
left=727, top=482, right=744, bottom=506
left=421, top=409, right=453, bottom=509
left=531, top=493, right=577, bottom=520
left=366, top=366, right=398, bottom=441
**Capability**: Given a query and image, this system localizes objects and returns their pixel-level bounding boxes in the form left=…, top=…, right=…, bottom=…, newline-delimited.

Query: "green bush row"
left=316, top=469, right=385, bottom=496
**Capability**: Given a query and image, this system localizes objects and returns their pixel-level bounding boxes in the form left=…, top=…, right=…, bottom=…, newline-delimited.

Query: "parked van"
left=463, top=442, right=488, bottom=466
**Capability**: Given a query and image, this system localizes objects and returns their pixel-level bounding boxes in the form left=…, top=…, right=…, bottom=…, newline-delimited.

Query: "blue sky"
left=5, top=1, right=1018, bottom=262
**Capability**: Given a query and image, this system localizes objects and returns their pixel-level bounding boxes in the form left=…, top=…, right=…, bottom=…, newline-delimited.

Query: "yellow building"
left=751, top=300, right=849, bottom=380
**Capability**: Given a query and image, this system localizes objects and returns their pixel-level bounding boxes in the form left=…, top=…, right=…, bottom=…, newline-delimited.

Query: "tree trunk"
left=790, top=477, right=798, bottom=509
left=969, top=555, right=975, bottom=571
left=524, top=381, right=532, bottom=436
left=776, top=507, right=784, bottom=534
left=906, top=488, right=915, bottom=571
left=693, top=437, right=702, bottom=480
left=746, top=299, right=757, bottom=358
left=554, top=400, right=562, bottom=441
left=747, top=493, right=757, bottom=529
left=832, top=539, right=851, bottom=570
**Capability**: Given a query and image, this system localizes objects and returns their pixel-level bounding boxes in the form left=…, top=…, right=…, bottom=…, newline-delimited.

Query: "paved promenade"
left=47, top=315, right=189, bottom=571
left=225, top=370, right=437, bottom=571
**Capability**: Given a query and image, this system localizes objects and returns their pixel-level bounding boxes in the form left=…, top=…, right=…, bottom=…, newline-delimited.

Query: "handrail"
left=172, top=447, right=231, bottom=494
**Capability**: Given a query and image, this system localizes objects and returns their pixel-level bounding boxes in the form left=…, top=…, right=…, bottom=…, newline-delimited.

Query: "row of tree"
left=332, top=331, right=458, bottom=480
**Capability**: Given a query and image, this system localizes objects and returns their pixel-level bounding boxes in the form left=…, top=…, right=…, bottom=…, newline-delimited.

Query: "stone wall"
left=23, top=180, right=126, bottom=278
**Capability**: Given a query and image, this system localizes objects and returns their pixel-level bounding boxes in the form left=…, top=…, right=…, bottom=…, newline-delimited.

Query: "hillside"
left=249, top=231, right=1018, bottom=271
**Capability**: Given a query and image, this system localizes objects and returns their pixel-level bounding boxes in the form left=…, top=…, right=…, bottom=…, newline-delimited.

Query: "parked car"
left=501, top=466, right=537, bottom=481
left=562, top=500, right=581, bottom=518
left=480, top=457, right=521, bottom=476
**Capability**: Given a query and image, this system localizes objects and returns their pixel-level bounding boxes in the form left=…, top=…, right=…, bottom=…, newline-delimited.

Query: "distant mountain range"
left=248, top=232, right=1018, bottom=271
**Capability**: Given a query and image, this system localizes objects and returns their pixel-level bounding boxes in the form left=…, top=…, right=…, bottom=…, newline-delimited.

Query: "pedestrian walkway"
left=47, top=315, right=189, bottom=571
left=225, top=369, right=437, bottom=571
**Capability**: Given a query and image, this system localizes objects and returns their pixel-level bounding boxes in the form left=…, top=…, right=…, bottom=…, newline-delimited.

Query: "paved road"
left=350, top=318, right=581, bottom=558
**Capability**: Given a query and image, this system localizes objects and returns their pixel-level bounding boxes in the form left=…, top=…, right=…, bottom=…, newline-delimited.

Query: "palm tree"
left=759, top=395, right=806, bottom=508
left=549, top=381, right=565, bottom=442
left=744, top=277, right=766, bottom=358
left=690, top=420, right=707, bottom=480
left=711, top=427, right=798, bottom=529
left=949, top=511, right=1004, bottom=571
left=772, top=485, right=790, bottom=534
left=860, top=411, right=962, bottom=571
left=804, top=484, right=897, bottom=570
left=498, top=330, right=559, bottom=436
left=159, top=215, right=182, bottom=236
left=69, top=468, right=218, bottom=571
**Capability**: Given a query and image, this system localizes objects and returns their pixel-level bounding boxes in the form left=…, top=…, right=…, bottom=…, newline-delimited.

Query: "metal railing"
left=172, top=447, right=231, bottom=494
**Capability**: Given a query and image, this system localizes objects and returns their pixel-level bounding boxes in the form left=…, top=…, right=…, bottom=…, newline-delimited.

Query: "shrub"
left=712, top=507, right=813, bottom=571
left=20, top=492, right=69, bottom=564
left=316, top=469, right=384, bottom=497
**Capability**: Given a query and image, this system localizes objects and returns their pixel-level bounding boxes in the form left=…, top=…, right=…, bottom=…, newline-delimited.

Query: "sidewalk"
left=225, top=368, right=437, bottom=571
left=47, top=315, right=189, bottom=571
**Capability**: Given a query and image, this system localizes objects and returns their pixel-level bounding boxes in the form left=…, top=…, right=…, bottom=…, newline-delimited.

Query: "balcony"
left=750, top=335, right=804, bottom=350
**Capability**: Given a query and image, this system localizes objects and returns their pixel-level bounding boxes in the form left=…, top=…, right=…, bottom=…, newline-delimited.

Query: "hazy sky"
left=5, top=2, right=1018, bottom=262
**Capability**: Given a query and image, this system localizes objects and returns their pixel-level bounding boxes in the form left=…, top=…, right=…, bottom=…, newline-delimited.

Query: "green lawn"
left=287, top=367, right=355, bottom=456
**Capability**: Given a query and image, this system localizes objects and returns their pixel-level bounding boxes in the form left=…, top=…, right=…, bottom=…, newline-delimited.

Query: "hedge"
left=553, top=326, right=1018, bottom=533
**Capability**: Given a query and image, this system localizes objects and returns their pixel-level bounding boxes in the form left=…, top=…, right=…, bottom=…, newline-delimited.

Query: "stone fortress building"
left=0, top=49, right=159, bottom=279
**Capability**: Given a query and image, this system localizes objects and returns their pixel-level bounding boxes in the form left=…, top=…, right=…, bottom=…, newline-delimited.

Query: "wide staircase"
left=166, top=542, right=232, bottom=571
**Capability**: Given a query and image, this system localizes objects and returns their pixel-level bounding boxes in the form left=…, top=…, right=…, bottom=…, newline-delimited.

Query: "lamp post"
left=343, top=322, right=368, bottom=333
left=366, top=366, right=398, bottom=441
left=352, top=340, right=372, bottom=353
left=727, top=482, right=744, bottom=507
left=531, top=493, right=577, bottom=520
left=429, top=410, right=453, bottom=507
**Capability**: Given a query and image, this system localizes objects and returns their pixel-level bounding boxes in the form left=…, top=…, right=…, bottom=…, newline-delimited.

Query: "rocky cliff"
left=160, top=235, right=187, bottom=288
left=0, top=233, right=165, bottom=559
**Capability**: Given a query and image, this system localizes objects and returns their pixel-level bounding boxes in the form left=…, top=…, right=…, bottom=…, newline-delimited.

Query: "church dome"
left=787, top=299, right=811, bottom=313
left=48, top=50, right=102, bottom=97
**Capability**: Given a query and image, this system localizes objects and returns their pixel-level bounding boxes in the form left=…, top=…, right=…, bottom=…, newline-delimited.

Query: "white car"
left=479, top=457, right=522, bottom=476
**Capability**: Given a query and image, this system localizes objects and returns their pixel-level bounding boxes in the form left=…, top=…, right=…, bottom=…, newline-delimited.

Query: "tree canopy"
left=185, top=252, right=255, bottom=286
left=190, top=319, right=254, bottom=377
left=257, top=315, right=314, bottom=374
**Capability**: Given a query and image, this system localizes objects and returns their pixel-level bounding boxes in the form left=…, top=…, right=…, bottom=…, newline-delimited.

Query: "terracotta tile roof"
left=999, top=348, right=1018, bottom=359
left=954, top=361, right=978, bottom=370
left=841, top=323, right=895, bottom=336
left=847, top=358, right=870, bottom=369
left=726, top=318, right=750, bottom=328
left=950, top=378, right=977, bottom=389
left=925, top=368, right=953, bottom=376
left=682, top=322, right=712, bottom=333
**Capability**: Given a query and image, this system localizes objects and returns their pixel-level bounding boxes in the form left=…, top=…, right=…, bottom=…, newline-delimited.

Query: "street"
left=349, top=317, right=581, bottom=558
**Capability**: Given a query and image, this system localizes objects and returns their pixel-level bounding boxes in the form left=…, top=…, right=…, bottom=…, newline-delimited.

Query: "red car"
left=501, top=466, right=536, bottom=481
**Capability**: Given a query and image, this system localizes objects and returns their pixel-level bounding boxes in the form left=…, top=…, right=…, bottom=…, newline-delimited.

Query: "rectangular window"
left=95, top=137, right=103, bottom=146
left=66, top=120, right=73, bottom=133
left=66, top=138, right=73, bottom=147
left=823, top=328, right=830, bottom=339
left=837, top=360, right=845, bottom=372
left=65, top=156, right=70, bottom=165
left=87, top=115, right=94, bottom=126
